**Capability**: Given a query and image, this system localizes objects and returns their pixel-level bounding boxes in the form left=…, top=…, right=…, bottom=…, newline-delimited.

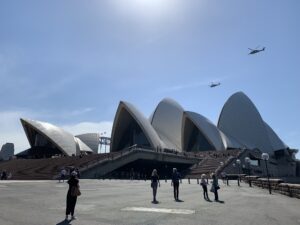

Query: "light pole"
left=245, top=157, right=252, bottom=187
left=262, top=153, right=271, bottom=194
left=236, top=159, right=241, bottom=186
left=100, top=132, right=107, bottom=153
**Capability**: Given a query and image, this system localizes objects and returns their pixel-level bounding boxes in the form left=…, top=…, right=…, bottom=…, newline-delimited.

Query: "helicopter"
left=210, top=82, right=221, bottom=88
left=248, top=46, right=265, bottom=55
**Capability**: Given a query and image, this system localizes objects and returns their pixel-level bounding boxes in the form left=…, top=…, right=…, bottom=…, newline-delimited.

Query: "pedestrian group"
left=63, top=167, right=222, bottom=221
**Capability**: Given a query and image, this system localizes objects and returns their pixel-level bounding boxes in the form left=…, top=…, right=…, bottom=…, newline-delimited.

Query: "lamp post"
left=245, top=157, right=252, bottom=187
left=220, top=162, right=225, bottom=184
left=262, top=153, right=271, bottom=194
left=236, top=159, right=241, bottom=186
left=100, top=132, right=107, bottom=153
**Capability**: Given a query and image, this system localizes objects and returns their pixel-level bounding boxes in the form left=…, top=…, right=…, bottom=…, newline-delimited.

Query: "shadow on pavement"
left=56, top=219, right=72, bottom=225
left=152, top=200, right=160, bottom=204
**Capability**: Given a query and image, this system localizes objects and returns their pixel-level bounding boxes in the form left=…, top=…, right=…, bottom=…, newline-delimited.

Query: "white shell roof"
left=183, top=111, right=226, bottom=150
left=219, top=131, right=244, bottom=149
left=110, top=101, right=165, bottom=151
left=75, top=137, right=94, bottom=153
left=0, top=143, right=14, bottom=160
left=150, top=98, right=184, bottom=151
left=264, top=122, right=288, bottom=150
left=20, top=118, right=92, bottom=156
left=218, top=92, right=287, bottom=153
left=75, top=133, right=99, bottom=153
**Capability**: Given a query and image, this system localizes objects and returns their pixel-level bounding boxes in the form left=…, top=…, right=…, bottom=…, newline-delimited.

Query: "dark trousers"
left=202, top=185, right=208, bottom=199
left=173, top=182, right=179, bottom=200
left=66, top=194, right=77, bottom=216
left=214, top=190, right=219, bottom=201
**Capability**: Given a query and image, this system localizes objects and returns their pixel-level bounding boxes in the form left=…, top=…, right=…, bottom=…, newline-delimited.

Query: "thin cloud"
left=158, top=76, right=231, bottom=93
left=69, top=108, right=94, bottom=116
left=62, top=121, right=113, bottom=136
left=161, top=81, right=208, bottom=93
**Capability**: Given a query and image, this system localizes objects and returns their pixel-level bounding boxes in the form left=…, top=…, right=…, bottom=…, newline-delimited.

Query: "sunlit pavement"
left=0, top=179, right=299, bottom=225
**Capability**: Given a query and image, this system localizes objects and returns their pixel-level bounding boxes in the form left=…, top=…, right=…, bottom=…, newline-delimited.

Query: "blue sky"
left=0, top=0, right=299, bottom=158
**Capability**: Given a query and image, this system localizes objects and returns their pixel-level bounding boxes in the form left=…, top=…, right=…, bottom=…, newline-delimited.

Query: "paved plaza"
left=0, top=179, right=299, bottom=225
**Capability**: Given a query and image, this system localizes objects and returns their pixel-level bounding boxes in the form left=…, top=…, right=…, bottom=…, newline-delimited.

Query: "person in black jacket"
left=171, top=168, right=180, bottom=201
left=65, top=171, right=79, bottom=220
left=151, top=169, right=160, bottom=203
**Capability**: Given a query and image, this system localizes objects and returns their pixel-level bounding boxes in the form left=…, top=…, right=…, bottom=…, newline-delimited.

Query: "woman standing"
left=211, top=173, right=220, bottom=202
left=65, top=171, right=80, bottom=220
left=200, top=174, right=209, bottom=200
left=151, top=169, right=160, bottom=203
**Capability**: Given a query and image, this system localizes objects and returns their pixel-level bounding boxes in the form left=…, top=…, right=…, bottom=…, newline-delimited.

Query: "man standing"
left=171, top=168, right=180, bottom=201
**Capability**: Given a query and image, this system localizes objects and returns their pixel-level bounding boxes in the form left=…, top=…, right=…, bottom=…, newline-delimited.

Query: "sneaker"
left=71, top=216, right=77, bottom=220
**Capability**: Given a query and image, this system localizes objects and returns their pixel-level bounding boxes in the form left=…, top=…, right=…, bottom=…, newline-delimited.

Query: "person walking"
left=150, top=169, right=160, bottom=203
left=171, top=168, right=180, bottom=201
left=210, top=173, right=220, bottom=202
left=65, top=171, right=80, bottom=221
left=200, top=174, right=209, bottom=200
left=59, top=168, right=67, bottom=183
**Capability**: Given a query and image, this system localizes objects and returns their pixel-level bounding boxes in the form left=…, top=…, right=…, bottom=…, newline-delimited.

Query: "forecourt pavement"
left=0, top=179, right=299, bottom=225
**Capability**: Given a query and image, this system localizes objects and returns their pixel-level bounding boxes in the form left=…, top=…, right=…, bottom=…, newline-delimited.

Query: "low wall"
left=243, top=176, right=300, bottom=199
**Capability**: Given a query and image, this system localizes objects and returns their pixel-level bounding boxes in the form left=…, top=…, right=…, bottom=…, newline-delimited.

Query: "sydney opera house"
left=110, top=92, right=289, bottom=154
left=15, top=92, right=299, bottom=178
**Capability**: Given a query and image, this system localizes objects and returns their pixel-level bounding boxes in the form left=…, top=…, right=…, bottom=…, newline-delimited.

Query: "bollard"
left=226, top=178, right=229, bottom=186
left=180, top=179, right=182, bottom=184
left=197, top=178, right=199, bottom=184
left=287, top=185, right=292, bottom=197
left=188, top=178, right=190, bottom=184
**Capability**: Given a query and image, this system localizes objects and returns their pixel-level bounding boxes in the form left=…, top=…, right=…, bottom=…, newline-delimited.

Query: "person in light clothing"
left=200, top=174, right=209, bottom=200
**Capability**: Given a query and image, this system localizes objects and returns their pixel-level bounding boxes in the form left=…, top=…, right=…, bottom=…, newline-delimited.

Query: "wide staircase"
left=0, top=152, right=120, bottom=180
left=185, top=149, right=242, bottom=178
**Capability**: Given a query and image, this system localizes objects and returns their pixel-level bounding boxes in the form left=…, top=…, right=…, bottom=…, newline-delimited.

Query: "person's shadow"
left=56, top=219, right=72, bottom=225
left=205, top=198, right=213, bottom=202
left=216, top=200, right=225, bottom=204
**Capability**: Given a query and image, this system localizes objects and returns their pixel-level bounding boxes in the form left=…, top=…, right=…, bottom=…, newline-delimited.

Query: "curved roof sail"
left=150, top=98, right=184, bottom=151
left=218, top=92, right=287, bottom=153
left=75, top=133, right=99, bottom=153
left=183, top=111, right=226, bottom=151
left=110, top=101, right=165, bottom=152
left=21, top=118, right=78, bottom=156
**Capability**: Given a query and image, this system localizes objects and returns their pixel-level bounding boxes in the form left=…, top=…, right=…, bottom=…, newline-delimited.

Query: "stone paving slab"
left=0, top=179, right=299, bottom=225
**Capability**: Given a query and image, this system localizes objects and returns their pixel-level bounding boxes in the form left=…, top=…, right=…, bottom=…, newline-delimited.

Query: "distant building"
left=0, top=143, right=14, bottom=161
